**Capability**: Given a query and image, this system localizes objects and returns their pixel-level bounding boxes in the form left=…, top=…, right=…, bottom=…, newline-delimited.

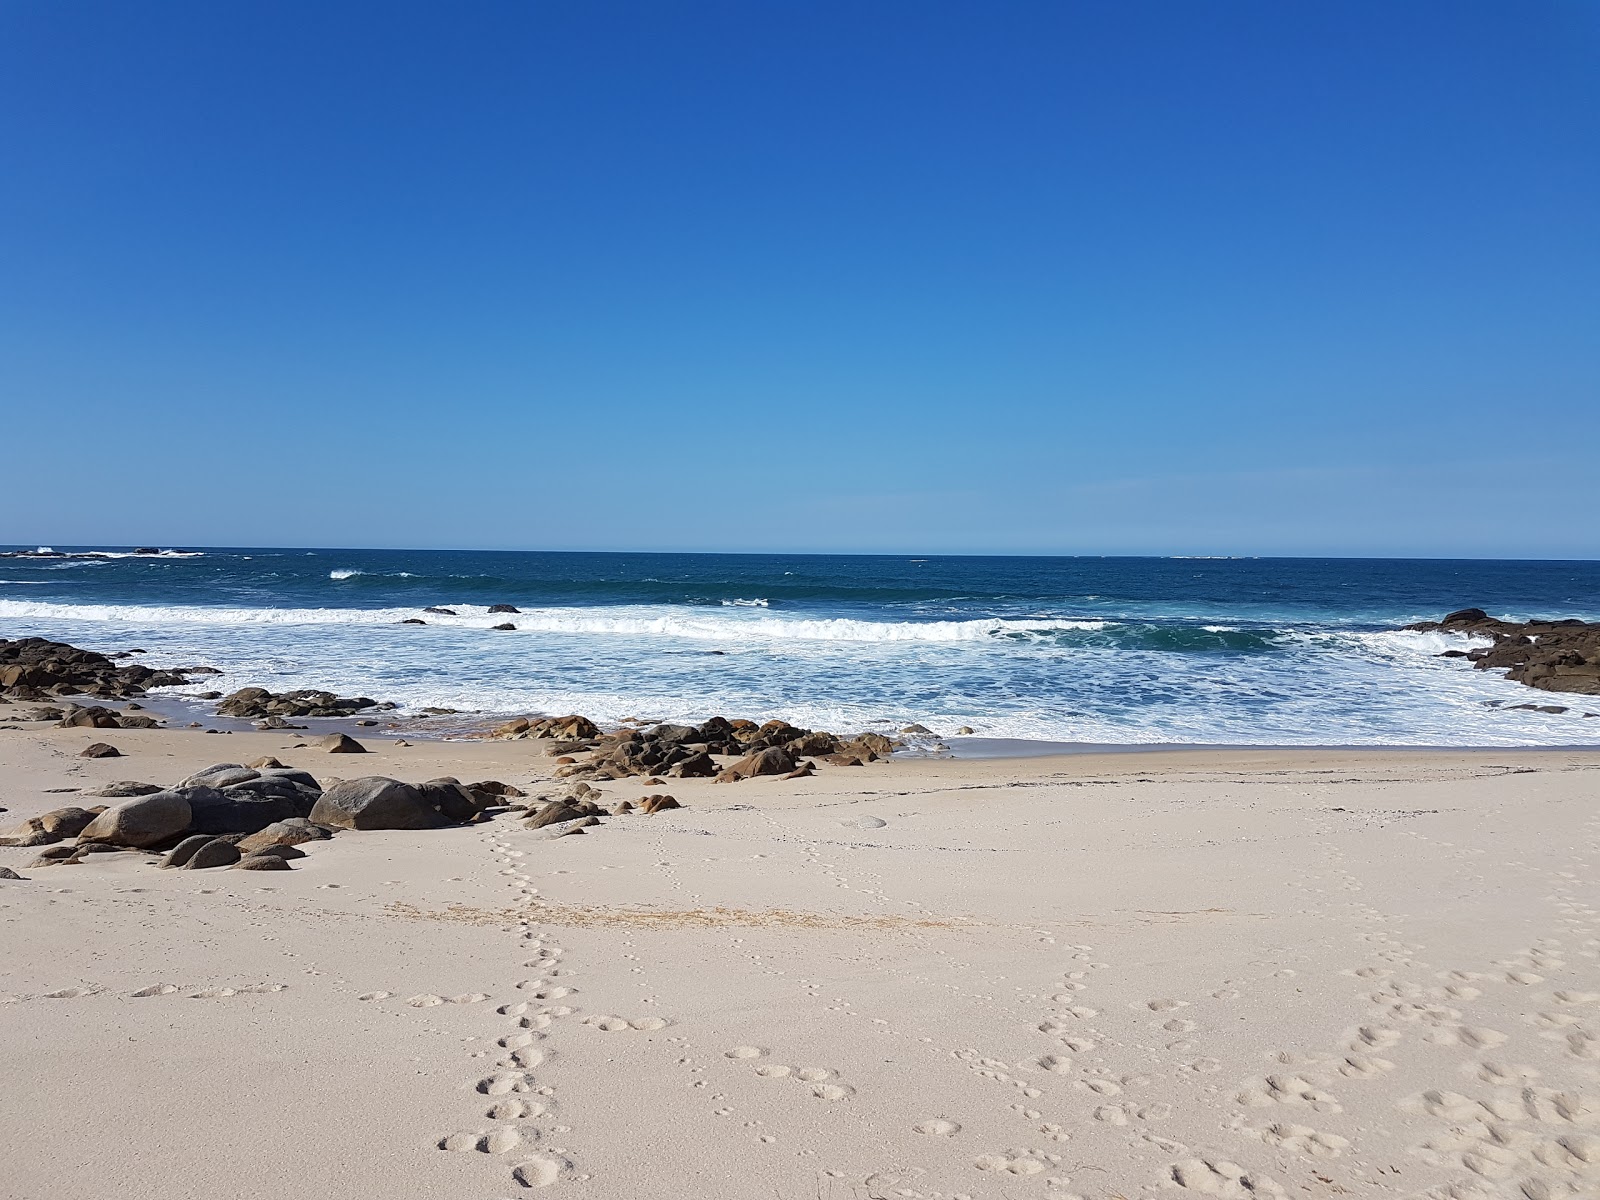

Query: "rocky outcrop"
left=0, top=806, right=100, bottom=846
left=0, top=637, right=212, bottom=701
left=308, top=777, right=451, bottom=830
left=217, top=687, right=391, bottom=719
left=1407, top=609, right=1600, bottom=696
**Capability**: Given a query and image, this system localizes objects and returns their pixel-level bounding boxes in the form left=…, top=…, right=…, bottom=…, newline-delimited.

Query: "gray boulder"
left=84, top=781, right=162, bottom=798
left=236, top=818, right=331, bottom=856
left=77, top=791, right=192, bottom=848
left=182, top=838, right=241, bottom=870
left=179, top=764, right=257, bottom=788
left=160, top=834, right=216, bottom=869
left=232, top=853, right=291, bottom=871
left=308, top=777, right=447, bottom=830
left=179, top=784, right=298, bottom=835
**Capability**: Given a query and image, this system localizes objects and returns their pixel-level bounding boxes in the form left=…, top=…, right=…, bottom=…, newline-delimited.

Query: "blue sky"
left=2, top=1, right=1596, bottom=556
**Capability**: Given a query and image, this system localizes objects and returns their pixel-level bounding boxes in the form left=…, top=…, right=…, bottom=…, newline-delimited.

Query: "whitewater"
left=1, top=547, right=1597, bottom=747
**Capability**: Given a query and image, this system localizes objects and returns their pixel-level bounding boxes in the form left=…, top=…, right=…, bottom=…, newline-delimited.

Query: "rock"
left=399, top=618, right=426, bottom=625
left=57, top=705, right=123, bottom=729
left=248, top=756, right=288, bottom=770
left=179, top=764, right=257, bottom=788
left=236, top=818, right=331, bottom=855
left=232, top=853, right=291, bottom=870
left=900, top=723, right=934, bottom=734
left=183, top=782, right=306, bottom=835
left=783, top=764, right=815, bottom=780
left=612, top=800, right=635, bottom=814
left=79, top=741, right=122, bottom=758
left=1406, top=609, right=1600, bottom=696
left=160, top=834, right=217, bottom=869
left=639, top=794, right=680, bottom=814
left=668, top=751, right=717, bottom=778
left=217, top=686, right=383, bottom=720
left=491, top=623, right=517, bottom=631
left=723, top=746, right=795, bottom=780
left=74, top=842, right=131, bottom=855
left=196, top=690, right=223, bottom=700
left=488, top=604, right=521, bottom=614
left=321, top=733, right=366, bottom=754
left=0, top=806, right=99, bottom=845
left=76, top=790, right=192, bottom=848
left=117, top=714, right=161, bottom=729
left=821, top=753, right=864, bottom=767
left=309, top=777, right=449, bottom=830
left=955, top=726, right=975, bottom=735
left=423, top=607, right=456, bottom=616
left=416, top=778, right=480, bottom=824
left=0, top=867, right=24, bottom=880
left=33, top=844, right=80, bottom=861
left=469, top=780, right=526, bottom=798
left=526, top=801, right=585, bottom=829
left=19, top=706, right=65, bottom=722
left=181, top=838, right=242, bottom=869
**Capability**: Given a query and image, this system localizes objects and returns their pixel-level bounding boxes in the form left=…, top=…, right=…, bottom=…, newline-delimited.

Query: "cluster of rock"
left=217, top=687, right=393, bottom=720
left=1409, top=608, right=1600, bottom=697
left=519, top=780, right=680, bottom=839
left=0, top=637, right=215, bottom=702
left=487, top=714, right=901, bottom=783
left=0, top=547, right=177, bottom=558
left=0, top=759, right=527, bottom=872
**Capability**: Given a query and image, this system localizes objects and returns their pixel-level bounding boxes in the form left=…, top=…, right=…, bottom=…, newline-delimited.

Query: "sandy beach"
left=4, top=720, right=1599, bottom=1200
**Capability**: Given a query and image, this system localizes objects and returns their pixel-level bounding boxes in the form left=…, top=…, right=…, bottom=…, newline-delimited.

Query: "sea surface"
left=2, top=548, right=1598, bottom=747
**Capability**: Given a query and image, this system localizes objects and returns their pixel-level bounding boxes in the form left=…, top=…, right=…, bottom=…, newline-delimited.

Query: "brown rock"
left=79, top=742, right=122, bottom=758
left=321, top=733, right=366, bottom=754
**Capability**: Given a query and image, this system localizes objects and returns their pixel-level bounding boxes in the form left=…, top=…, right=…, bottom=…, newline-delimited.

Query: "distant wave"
left=0, top=598, right=1109, bottom=644
left=721, top=598, right=770, bottom=607
left=330, top=569, right=415, bottom=580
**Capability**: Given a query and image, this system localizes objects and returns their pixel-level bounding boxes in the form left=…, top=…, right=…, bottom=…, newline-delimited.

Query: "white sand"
left=3, top=723, right=1600, bottom=1199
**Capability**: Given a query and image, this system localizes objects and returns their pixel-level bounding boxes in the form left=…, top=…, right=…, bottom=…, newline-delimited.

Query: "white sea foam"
left=721, top=598, right=770, bottom=607
left=329, top=569, right=362, bottom=580
left=0, top=598, right=1107, bottom=644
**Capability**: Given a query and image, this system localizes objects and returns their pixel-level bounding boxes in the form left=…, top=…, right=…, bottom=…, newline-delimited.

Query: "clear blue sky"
left=2, top=1, right=1596, bottom=557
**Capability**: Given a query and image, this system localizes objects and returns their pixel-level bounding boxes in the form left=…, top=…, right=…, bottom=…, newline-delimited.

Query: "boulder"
left=236, top=818, right=332, bottom=855
left=423, top=607, right=456, bottom=616
left=526, top=801, right=585, bottom=829
left=83, top=781, right=161, bottom=798
left=0, top=867, right=24, bottom=880
left=639, top=795, right=680, bottom=815
left=668, top=751, right=718, bottom=778
left=77, top=791, right=193, bottom=848
left=321, top=734, right=366, bottom=754
left=417, top=778, right=480, bottom=824
left=79, top=742, right=122, bottom=759
left=491, top=623, right=517, bottom=631
left=247, top=757, right=288, bottom=770
left=57, top=705, right=123, bottom=729
left=724, top=746, right=795, bottom=780
left=488, top=604, right=521, bottom=614
left=160, top=834, right=217, bottom=869
left=232, top=853, right=291, bottom=871
left=309, top=777, right=449, bottom=830
left=0, top=806, right=101, bottom=846
left=183, top=783, right=304, bottom=835
left=179, top=764, right=256, bottom=788
left=181, top=838, right=241, bottom=870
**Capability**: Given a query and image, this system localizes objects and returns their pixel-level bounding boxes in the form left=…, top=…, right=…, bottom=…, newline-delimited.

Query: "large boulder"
left=417, top=778, right=480, bottom=824
left=309, top=777, right=449, bottom=830
left=57, top=705, right=123, bottom=729
left=321, top=733, right=366, bottom=754
left=182, top=782, right=305, bottom=835
left=182, top=838, right=242, bottom=870
left=77, top=791, right=193, bottom=848
left=179, top=764, right=257, bottom=788
left=725, top=747, right=796, bottom=779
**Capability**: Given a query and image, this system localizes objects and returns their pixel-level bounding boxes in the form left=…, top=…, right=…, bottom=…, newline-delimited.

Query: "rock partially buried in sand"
left=236, top=818, right=331, bottom=855
left=0, top=806, right=99, bottom=846
left=80, top=742, right=122, bottom=758
left=232, top=852, right=291, bottom=870
left=308, top=777, right=450, bottom=830
left=160, top=834, right=216, bottom=869
left=84, top=781, right=162, bottom=798
left=182, top=837, right=242, bottom=870
left=247, top=756, right=288, bottom=770
left=77, top=790, right=193, bottom=849
left=0, top=866, right=25, bottom=880
left=321, top=733, right=366, bottom=754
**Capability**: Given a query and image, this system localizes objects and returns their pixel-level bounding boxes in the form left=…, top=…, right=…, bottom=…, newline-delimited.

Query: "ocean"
left=2, top=547, right=1598, bottom=747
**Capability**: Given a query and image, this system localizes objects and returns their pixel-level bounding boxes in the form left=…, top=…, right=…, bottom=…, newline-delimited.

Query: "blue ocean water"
left=2, top=547, right=1598, bottom=746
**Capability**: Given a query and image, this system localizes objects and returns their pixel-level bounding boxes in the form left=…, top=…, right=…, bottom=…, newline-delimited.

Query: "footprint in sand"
left=132, top=984, right=178, bottom=997
left=755, top=1064, right=793, bottom=1078
left=489, top=1098, right=548, bottom=1120
left=478, top=1072, right=535, bottom=1096
left=1036, top=1054, right=1073, bottom=1073
left=44, top=987, right=92, bottom=999
left=409, top=994, right=445, bottom=1008
left=512, top=1156, right=565, bottom=1187
left=725, top=1046, right=766, bottom=1059
left=913, top=1119, right=961, bottom=1136
left=811, top=1083, right=855, bottom=1100
left=357, top=991, right=391, bottom=1001
left=1168, top=1157, right=1285, bottom=1196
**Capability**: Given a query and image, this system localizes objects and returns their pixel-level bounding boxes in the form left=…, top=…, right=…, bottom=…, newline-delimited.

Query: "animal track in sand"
left=1036, top=1054, right=1073, bottom=1073
left=1234, top=1074, right=1342, bottom=1113
left=913, top=1119, right=961, bottom=1136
